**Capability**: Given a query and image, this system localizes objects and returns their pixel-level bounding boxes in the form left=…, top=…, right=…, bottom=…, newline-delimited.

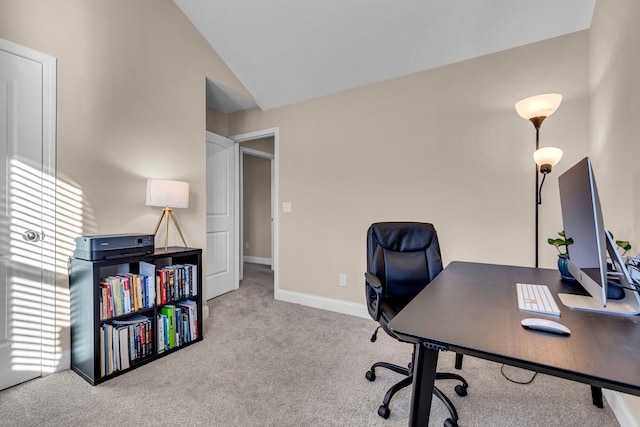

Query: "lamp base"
left=152, top=206, right=187, bottom=251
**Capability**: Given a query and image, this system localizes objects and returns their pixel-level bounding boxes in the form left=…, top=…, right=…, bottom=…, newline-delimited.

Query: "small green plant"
left=607, top=231, right=632, bottom=256
left=548, top=231, right=573, bottom=255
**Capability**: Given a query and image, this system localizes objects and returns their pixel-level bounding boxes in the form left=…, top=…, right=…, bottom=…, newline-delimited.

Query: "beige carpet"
left=0, top=263, right=620, bottom=426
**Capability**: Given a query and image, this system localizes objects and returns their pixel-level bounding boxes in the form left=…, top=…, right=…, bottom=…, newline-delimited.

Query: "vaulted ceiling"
left=173, top=0, right=596, bottom=113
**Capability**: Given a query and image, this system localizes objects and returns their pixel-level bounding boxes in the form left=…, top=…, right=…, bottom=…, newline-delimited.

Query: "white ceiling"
left=174, top=0, right=596, bottom=113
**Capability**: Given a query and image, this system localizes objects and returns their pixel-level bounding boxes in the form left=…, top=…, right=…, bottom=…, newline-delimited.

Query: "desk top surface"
left=389, top=261, right=640, bottom=396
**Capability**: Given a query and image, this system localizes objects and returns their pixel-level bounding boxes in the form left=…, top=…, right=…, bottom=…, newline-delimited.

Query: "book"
left=158, top=269, right=168, bottom=304
left=186, top=264, right=198, bottom=296
left=144, top=275, right=155, bottom=308
left=160, top=305, right=175, bottom=349
left=103, top=276, right=123, bottom=316
left=156, top=314, right=166, bottom=353
left=100, top=325, right=105, bottom=377
left=140, top=261, right=156, bottom=308
left=118, top=326, right=130, bottom=370
left=106, top=324, right=114, bottom=375
left=177, top=300, right=198, bottom=341
left=131, top=274, right=140, bottom=311
left=117, top=274, right=132, bottom=313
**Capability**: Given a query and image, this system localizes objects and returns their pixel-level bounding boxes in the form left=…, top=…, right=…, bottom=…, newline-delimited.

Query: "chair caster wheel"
left=365, top=370, right=376, bottom=381
left=455, top=384, right=467, bottom=397
left=444, top=418, right=458, bottom=427
left=378, top=405, right=390, bottom=419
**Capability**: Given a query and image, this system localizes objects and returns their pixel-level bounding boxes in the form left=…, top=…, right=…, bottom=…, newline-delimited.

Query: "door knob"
left=23, top=230, right=45, bottom=242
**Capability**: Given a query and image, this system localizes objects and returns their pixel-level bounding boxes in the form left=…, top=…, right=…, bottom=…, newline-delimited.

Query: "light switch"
left=283, top=202, right=292, bottom=213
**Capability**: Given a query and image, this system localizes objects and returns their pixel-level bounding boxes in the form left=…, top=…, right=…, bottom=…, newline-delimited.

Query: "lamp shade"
left=515, top=93, right=562, bottom=120
left=533, top=147, right=563, bottom=173
left=146, top=179, right=189, bottom=208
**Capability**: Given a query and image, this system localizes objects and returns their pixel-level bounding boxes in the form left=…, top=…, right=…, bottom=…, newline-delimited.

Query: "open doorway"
left=240, top=142, right=274, bottom=277
left=232, top=129, right=279, bottom=295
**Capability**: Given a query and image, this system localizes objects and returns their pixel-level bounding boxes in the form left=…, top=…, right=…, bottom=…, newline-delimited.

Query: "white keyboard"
left=517, top=283, right=561, bottom=316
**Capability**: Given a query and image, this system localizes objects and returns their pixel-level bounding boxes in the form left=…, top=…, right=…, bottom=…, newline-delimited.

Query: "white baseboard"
left=43, top=349, right=70, bottom=376
left=202, top=304, right=209, bottom=320
left=244, top=256, right=271, bottom=265
left=274, top=287, right=369, bottom=319
left=604, top=389, right=640, bottom=427
left=57, top=349, right=71, bottom=372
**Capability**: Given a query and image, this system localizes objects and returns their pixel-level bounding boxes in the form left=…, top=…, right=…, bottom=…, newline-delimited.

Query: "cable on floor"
left=500, top=364, right=538, bottom=384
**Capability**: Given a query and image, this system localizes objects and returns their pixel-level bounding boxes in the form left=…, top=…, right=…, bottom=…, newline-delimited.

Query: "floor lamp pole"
left=516, top=93, right=563, bottom=270
left=534, top=127, right=540, bottom=269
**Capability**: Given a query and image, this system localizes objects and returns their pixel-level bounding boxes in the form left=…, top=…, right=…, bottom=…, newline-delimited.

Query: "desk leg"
left=591, top=386, right=603, bottom=408
left=409, top=343, right=439, bottom=427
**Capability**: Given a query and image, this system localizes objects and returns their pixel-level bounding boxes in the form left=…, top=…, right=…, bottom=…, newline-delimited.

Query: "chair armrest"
left=365, top=272, right=382, bottom=289
left=364, top=272, right=383, bottom=320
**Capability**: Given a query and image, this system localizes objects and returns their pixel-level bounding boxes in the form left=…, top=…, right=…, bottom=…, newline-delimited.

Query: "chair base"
left=366, top=359, right=468, bottom=425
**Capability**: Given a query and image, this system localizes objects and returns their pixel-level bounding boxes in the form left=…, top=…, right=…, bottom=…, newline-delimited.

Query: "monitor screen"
left=557, top=157, right=640, bottom=314
left=558, top=157, right=608, bottom=305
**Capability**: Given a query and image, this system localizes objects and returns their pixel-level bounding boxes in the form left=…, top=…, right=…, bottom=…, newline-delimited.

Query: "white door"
left=206, top=132, right=237, bottom=299
left=0, top=41, right=56, bottom=390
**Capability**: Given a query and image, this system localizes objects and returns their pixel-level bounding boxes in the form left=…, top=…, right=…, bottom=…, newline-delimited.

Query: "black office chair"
left=364, top=222, right=468, bottom=427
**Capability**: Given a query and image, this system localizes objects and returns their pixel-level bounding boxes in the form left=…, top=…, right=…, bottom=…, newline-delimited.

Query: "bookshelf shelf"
left=69, top=246, right=203, bottom=385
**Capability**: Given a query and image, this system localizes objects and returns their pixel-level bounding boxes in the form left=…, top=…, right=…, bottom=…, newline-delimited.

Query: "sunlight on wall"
left=6, top=159, right=82, bottom=375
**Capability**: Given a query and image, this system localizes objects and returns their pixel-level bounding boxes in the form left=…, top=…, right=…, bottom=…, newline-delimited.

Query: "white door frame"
left=0, top=38, right=58, bottom=378
left=239, top=146, right=275, bottom=279
left=230, top=128, right=279, bottom=295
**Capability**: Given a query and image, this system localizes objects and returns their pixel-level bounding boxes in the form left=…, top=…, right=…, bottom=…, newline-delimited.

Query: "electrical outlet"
left=339, top=273, right=347, bottom=287
left=245, top=242, right=250, bottom=249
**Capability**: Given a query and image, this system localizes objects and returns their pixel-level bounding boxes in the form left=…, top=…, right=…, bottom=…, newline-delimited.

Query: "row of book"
left=100, top=273, right=155, bottom=320
left=100, top=314, right=153, bottom=377
left=157, top=301, right=198, bottom=353
left=156, top=264, right=198, bottom=305
left=99, top=263, right=198, bottom=320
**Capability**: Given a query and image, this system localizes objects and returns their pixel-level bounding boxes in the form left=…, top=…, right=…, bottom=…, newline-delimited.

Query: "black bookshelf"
left=69, top=247, right=203, bottom=385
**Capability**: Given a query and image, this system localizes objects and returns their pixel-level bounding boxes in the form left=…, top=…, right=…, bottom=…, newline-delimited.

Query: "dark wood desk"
left=389, top=261, right=640, bottom=426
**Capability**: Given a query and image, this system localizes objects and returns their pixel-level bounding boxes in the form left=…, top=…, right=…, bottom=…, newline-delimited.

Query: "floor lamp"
left=515, top=93, right=563, bottom=268
left=146, top=179, right=189, bottom=251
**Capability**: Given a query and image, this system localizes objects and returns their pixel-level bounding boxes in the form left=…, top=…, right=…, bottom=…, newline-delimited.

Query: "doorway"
left=240, top=142, right=274, bottom=280
left=232, top=129, right=279, bottom=295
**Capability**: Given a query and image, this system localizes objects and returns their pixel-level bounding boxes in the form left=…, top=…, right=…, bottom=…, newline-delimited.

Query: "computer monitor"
left=557, top=157, right=640, bottom=315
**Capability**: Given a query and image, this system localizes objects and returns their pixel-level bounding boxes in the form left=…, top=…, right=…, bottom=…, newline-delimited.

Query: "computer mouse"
left=521, top=318, right=571, bottom=335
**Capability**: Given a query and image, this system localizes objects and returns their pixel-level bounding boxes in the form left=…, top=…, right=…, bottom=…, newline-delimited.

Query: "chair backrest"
left=367, top=222, right=443, bottom=299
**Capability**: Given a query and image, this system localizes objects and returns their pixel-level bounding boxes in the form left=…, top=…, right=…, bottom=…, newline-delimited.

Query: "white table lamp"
left=146, top=179, right=189, bottom=251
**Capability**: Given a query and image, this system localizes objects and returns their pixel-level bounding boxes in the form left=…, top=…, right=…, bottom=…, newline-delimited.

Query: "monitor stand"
left=558, top=230, right=640, bottom=315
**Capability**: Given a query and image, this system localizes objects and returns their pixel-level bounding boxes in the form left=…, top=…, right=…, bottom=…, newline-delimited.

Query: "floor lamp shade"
left=533, top=147, right=563, bottom=173
left=515, top=93, right=562, bottom=128
left=146, top=179, right=189, bottom=208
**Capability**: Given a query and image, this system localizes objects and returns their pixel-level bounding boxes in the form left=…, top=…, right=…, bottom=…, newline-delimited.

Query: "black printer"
left=73, top=234, right=154, bottom=261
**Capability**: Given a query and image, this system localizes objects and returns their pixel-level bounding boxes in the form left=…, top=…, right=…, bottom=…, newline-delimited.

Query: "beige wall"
left=206, top=108, right=229, bottom=136
left=590, top=0, right=640, bottom=419
left=229, top=31, right=590, bottom=303
left=590, top=0, right=640, bottom=248
left=241, top=137, right=275, bottom=154
left=243, top=154, right=272, bottom=259
left=0, top=0, right=251, bottom=352
left=241, top=137, right=274, bottom=262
